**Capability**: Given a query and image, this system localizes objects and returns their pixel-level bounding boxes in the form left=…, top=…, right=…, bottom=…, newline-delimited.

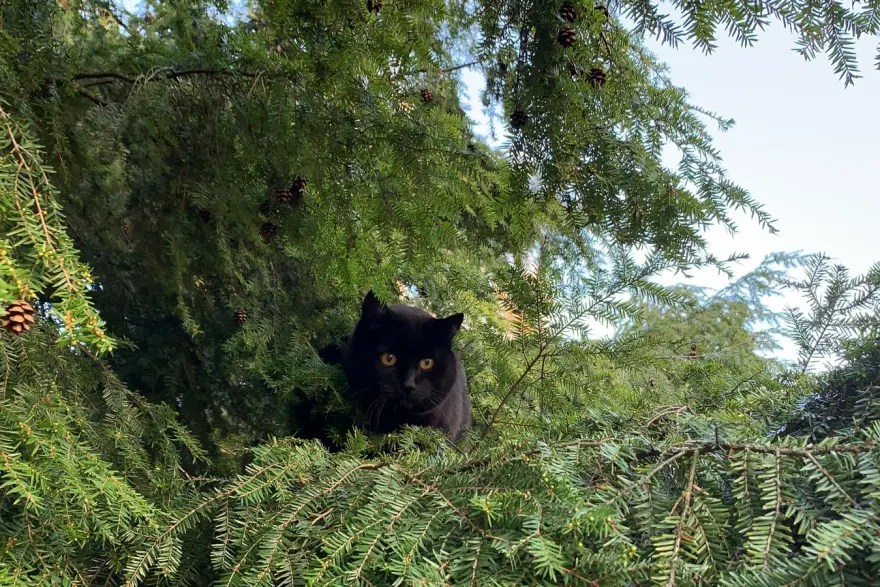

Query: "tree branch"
left=440, top=59, right=483, bottom=73
left=418, top=59, right=486, bottom=75
left=71, top=67, right=297, bottom=86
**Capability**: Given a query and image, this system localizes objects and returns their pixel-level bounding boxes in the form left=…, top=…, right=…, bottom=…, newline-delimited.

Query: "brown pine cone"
left=557, top=27, right=577, bottom=48
left=560, top=2, right=577, bottom=22
left=2, top=300, right=36, bottom=336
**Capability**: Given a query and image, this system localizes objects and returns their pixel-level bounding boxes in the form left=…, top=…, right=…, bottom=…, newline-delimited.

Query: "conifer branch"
left=75, top=87, right=110, bottom=106
left=418, top=59, right=486, bottom=74
left=761, top=449, right=782, bottom=568
left=804, top=452, right=858, bottom=507
left=1, top=107, right=74, bottom=294
left=71, top=67, right=296, bottom=85
left=666, top=451, right=699, bottom=587
left=481, top=345, right=546, bottom=438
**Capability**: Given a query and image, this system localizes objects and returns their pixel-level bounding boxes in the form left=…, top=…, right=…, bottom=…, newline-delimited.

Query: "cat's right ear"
left=434, top=312, right=465, bottom=341
left=361, top=290, right=386, bottom=317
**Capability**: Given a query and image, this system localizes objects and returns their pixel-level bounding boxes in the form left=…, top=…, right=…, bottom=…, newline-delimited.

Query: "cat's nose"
left=403, top=373, right=418, bottom=392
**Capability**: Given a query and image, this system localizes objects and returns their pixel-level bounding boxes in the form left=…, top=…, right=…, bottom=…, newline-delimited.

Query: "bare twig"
left=75, top=87, right=110, bottom=107
left=645, top=405, right=691, bottom=428
left=667, top=452, right=699, bottom=587
left=68, top=67, right=298, bottom=96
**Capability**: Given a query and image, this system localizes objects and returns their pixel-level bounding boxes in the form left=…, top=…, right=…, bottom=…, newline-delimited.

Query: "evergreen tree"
left=3, top=0, right=880, bottom=585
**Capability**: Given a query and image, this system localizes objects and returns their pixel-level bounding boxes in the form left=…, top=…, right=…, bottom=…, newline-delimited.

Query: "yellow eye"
left=379, top=352, right=397, bottom=367
left=419, top=358, right=435, bottom=371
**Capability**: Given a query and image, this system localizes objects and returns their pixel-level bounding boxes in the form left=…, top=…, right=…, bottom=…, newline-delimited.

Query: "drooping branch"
left=71, top=67, right=299, bottom=86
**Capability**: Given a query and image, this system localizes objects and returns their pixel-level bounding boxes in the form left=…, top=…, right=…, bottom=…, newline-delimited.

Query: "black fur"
left=324, top=291, right=472, bottom=442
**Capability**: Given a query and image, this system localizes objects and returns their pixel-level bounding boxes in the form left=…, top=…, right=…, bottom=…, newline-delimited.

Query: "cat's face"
left=344, top=291, right=464, bottom=414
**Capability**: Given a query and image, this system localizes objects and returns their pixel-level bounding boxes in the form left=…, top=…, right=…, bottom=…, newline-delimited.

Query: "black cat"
left=320, top=291, right=472, bottom=442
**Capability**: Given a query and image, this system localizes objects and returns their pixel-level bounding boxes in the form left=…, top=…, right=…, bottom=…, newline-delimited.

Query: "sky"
left=645, top=25, right=880, bottom=286
left=459, top=23, right=880, bottom=362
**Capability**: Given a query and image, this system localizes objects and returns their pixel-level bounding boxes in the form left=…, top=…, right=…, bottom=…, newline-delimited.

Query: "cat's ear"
left=434, top=312, right=464, bottom=341
left=361, top=290, right=386, bottom=317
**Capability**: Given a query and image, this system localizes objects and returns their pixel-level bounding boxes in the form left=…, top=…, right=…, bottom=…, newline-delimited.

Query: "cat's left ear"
left=434, top=312, right=464, bottom=341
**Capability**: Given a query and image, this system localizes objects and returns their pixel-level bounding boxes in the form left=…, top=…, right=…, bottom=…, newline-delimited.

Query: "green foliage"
left=0, top=325, right=203, bottom=584
left=779, top=333, right=880, bottom=441
left=2, top=0, right=880, bottom=586
left=124, top=421, right=880, bottom=586
left=0, top=104, right=113, bottom=351
left=783, top=254, right=880, bottom=373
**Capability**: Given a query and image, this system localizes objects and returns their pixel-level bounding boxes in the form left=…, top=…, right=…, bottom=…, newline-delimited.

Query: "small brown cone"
left=587, top=67, right=607, bottom=87
left=234, top=308, right=247, bottom=325
left=2, top=300, right=36, bottom=336
left=273, top=175, right=307, bottom=207
left=275, top=188, right=294, bottom=205
left=557, top=27, right=577, bottom=48
left=420, top=88, right=434, bottom=103
left=291, top=176, right=308, bottom=198
left=559, top=2, right=577, bottom=22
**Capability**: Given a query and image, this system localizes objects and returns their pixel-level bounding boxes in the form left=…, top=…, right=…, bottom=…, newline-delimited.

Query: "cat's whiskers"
left=417, top=389, right=448, bottom=413
left=365, top=395, right=381, bottom=419
left=365, top=395, right=387, bottom=426
left=372, top=397, right=388, bottom=426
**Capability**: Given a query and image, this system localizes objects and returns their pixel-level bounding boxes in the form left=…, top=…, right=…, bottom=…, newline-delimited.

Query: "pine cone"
left=367, top=0, right=382, bottom=12
left=560, top=2, right=577, bottom=22
left=275, top=188, right=294, bottom=205
left=275, top=176, right=307, bottom=206
left=509, top=109, right=529, bottom=130
left=291, top=176, right=308, bottom=196
left=121, top=220, right=132, bottom=235
left=420, top=88, right=434, bottom=103
left=234, top=308, right=247, bottom=325
left=260, top=222, right=278, bottom=242
left=587, top=67, right=607, bottom=87
left=2, top=300, right=36, bottom=336
left=557, top=27, right=577, bottom=48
